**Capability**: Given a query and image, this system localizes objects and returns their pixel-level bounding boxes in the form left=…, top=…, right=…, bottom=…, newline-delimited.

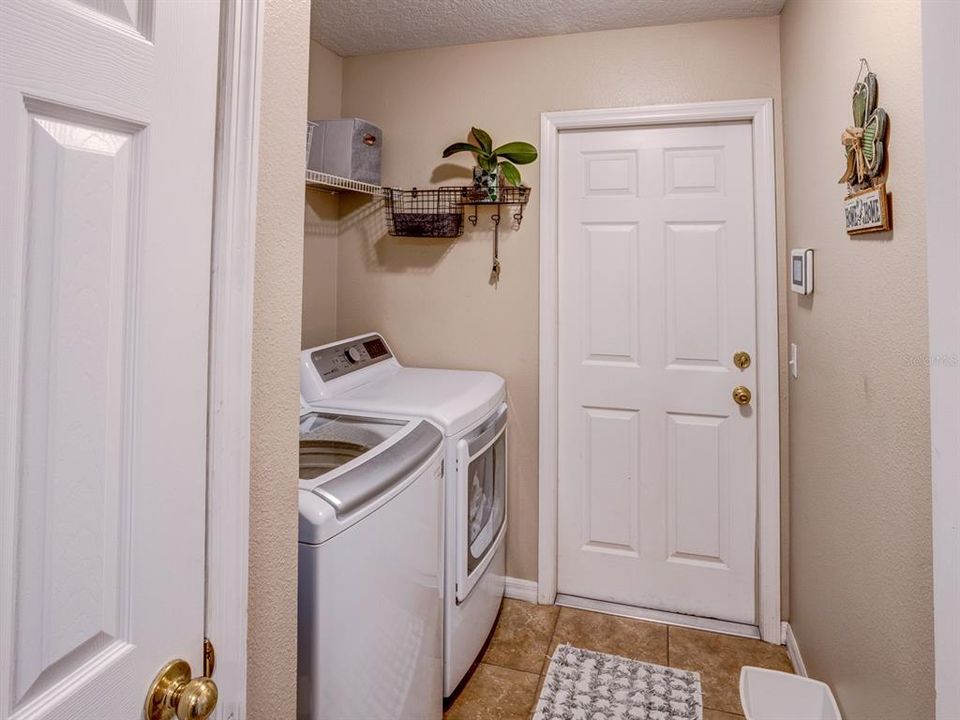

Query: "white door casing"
left=556, top=122, right=758, bottom=624
left=0, top=1, right=220, bottom=717
left=922, top=1, right=960, bottom=717
left=204, top=1, right=264, bottom=717
left=539, top=100, right=781, bottom=642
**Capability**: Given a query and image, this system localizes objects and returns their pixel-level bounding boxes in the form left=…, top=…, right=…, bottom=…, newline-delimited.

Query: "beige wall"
left=335, top=17, right=789, bottom=587
left=780, top=1, right=932, bottom=718
left=307, top=40, right=342, bottom=120
left=247, top=0, right=309, bottom=717
left=303, top=41, right=343, bottom=348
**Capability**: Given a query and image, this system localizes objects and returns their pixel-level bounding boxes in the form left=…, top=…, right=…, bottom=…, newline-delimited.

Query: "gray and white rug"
left=533, top=644, right=703, bottom=720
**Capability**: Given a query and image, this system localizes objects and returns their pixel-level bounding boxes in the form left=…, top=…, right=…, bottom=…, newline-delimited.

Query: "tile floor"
left=443, top=599, right=794, bottom=720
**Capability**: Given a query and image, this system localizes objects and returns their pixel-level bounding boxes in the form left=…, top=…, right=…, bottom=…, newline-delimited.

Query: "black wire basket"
left=383, top=187, right=464, bottom=238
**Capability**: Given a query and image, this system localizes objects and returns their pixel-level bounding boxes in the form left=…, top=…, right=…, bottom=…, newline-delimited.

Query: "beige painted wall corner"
left=248, top=1, right=310, bottom=718
left=780, top=0, right=933, bottom=717
left=302, top=41, right=344, bottom=349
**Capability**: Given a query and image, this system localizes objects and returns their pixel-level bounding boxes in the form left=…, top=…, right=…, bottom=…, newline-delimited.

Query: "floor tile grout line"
left=542, top=608, right=564, bottom=674
left=478, top=662, right=541, bottom=680
left=541, top=606, right=561, bottom=674
left=548, top=606, right=561, bottom=635
left=482, top=657, right=542, bottom=674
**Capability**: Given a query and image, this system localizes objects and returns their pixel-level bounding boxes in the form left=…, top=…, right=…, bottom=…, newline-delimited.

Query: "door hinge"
left=203, top=637, right=216, bottom=678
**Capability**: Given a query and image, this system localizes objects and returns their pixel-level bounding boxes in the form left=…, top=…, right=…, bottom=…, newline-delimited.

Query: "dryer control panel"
left=309, top=334, right=394, bottom=382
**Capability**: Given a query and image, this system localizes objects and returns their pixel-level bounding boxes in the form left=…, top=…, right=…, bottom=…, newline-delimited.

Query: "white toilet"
left=740, top=667, right=842, bottom=720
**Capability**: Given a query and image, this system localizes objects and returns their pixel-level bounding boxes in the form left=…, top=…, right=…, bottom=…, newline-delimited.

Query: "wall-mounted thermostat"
left=791, top=248, right=814, bottom=295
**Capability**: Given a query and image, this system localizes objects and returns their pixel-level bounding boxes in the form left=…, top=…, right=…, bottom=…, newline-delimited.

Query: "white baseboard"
left=504, top=576, right=539, bottom=603
left=781, top=621, right=808, bottom=677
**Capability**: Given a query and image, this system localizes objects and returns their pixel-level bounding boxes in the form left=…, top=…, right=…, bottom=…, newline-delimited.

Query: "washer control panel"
left=309, top=334, right=393, bottom=382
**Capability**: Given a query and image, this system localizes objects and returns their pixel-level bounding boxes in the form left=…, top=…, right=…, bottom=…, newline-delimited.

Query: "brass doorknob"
left=145, top=659, right=218, bottom=720
left=733, top=350, right=751, bottom=369
left=732, top=385, right=752, bottom=406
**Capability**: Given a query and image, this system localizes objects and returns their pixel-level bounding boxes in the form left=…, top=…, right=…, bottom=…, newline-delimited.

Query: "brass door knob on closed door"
left=145, top=659, right=218, bottom=720
left=732, top=385, right=752, bottom=406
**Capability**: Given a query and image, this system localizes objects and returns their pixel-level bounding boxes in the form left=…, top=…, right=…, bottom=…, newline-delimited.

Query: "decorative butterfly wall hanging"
left=841, top=59, right=892, bottom=235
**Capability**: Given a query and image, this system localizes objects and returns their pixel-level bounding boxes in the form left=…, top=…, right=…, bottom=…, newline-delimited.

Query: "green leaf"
left=471, top=127, right=493, bottom=153
left=499, top=161, right=522, bottom=186
left=852, top=82, right=868, bottom=128
left=477, top=153, right=496, bottom=172
left=493, top=141, right=538, bottom=165
left=442, top=142, right=484, bottom=158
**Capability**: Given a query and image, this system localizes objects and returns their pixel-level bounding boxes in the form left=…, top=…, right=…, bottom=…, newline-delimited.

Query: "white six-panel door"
left=557, top=122, right=759, bottom=624
left=0, top=1, right=219, bottom=717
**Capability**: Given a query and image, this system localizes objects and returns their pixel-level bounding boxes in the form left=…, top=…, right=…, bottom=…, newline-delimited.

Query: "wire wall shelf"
left=382, top=184, right=531, bottom=281
left=383, top=185, right=531, bottom=238
left=305, top=170, right=384, bottom=196
left=302, top=168, right=531, bottom=278
left=453, top=185, right=531, bottom=230
left=455, top=184, right=531, bottom=209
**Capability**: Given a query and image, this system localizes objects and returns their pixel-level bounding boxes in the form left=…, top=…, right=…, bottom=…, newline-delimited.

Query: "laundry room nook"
left=1, top=1, right=952, bottom=720
left=285, top=0, right=946, bottom=717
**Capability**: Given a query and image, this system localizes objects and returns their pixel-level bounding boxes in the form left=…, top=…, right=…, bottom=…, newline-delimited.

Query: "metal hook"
left=491, top=207, right=502, bottom=282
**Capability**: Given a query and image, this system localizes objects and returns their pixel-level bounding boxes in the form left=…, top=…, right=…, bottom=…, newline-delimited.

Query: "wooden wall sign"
left=840, top=59, right=891, bottom=235
left=844, top=183, right=891, bottom=234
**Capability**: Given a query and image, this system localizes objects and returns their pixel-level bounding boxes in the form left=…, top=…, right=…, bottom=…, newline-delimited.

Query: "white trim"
left=537, top=99, right=782, bottom=643
left=922, top=2, right=960, bottom=718
left=504, top=576, right=540, bottom=604
left=537, top=107, right=560, bottom=609
left=781, top=622, right=808, bottom=677
left=557, top=594, right=760, bottom=640
left=205, top=1, right=263, bottom=719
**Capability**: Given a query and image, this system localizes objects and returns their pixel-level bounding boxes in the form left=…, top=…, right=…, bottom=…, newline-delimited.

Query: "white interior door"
left=556, top=122, right=759, bottom=624
left=0, top=1, right=220, bottom=717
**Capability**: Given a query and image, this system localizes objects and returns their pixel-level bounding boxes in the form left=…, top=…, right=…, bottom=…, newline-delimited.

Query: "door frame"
left=537, top=99, right=781, bottom=644
left=922, top=1, right=960, bottom=716
left=205, top=1, right=264, bottom=718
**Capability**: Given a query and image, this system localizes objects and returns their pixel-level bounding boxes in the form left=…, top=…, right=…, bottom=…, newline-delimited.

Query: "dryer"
left=300, top=334, right=507, bottom=696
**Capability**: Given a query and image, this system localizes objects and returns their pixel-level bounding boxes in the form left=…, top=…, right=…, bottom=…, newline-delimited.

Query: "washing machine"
left=297, top=409, right=444, bottom=720
left=300, top=333, right=507, bottom=696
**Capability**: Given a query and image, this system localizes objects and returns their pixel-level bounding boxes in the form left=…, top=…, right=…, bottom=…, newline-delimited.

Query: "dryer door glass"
left=467, top=431, right=506, bottom=574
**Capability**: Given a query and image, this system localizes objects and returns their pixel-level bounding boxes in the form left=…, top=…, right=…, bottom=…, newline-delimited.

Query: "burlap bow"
left=839, top=127, right=868, bottom=184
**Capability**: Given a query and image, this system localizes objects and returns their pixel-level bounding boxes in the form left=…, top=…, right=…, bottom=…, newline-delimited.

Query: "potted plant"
left=442, top=127, right=537, bottom=202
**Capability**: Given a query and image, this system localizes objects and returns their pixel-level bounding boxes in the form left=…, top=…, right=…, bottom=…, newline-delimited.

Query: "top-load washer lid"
left=299, top=411, right=441, bottom=518
left=300, top=333, right=506, bottom=436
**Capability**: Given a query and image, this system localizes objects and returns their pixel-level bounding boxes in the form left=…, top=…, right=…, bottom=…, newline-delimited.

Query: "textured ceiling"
left=311, top=0, right=786, bottom=56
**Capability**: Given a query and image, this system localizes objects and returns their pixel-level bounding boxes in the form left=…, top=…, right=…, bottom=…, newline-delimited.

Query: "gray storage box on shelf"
left=306, top=118, right=382, bottom=185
